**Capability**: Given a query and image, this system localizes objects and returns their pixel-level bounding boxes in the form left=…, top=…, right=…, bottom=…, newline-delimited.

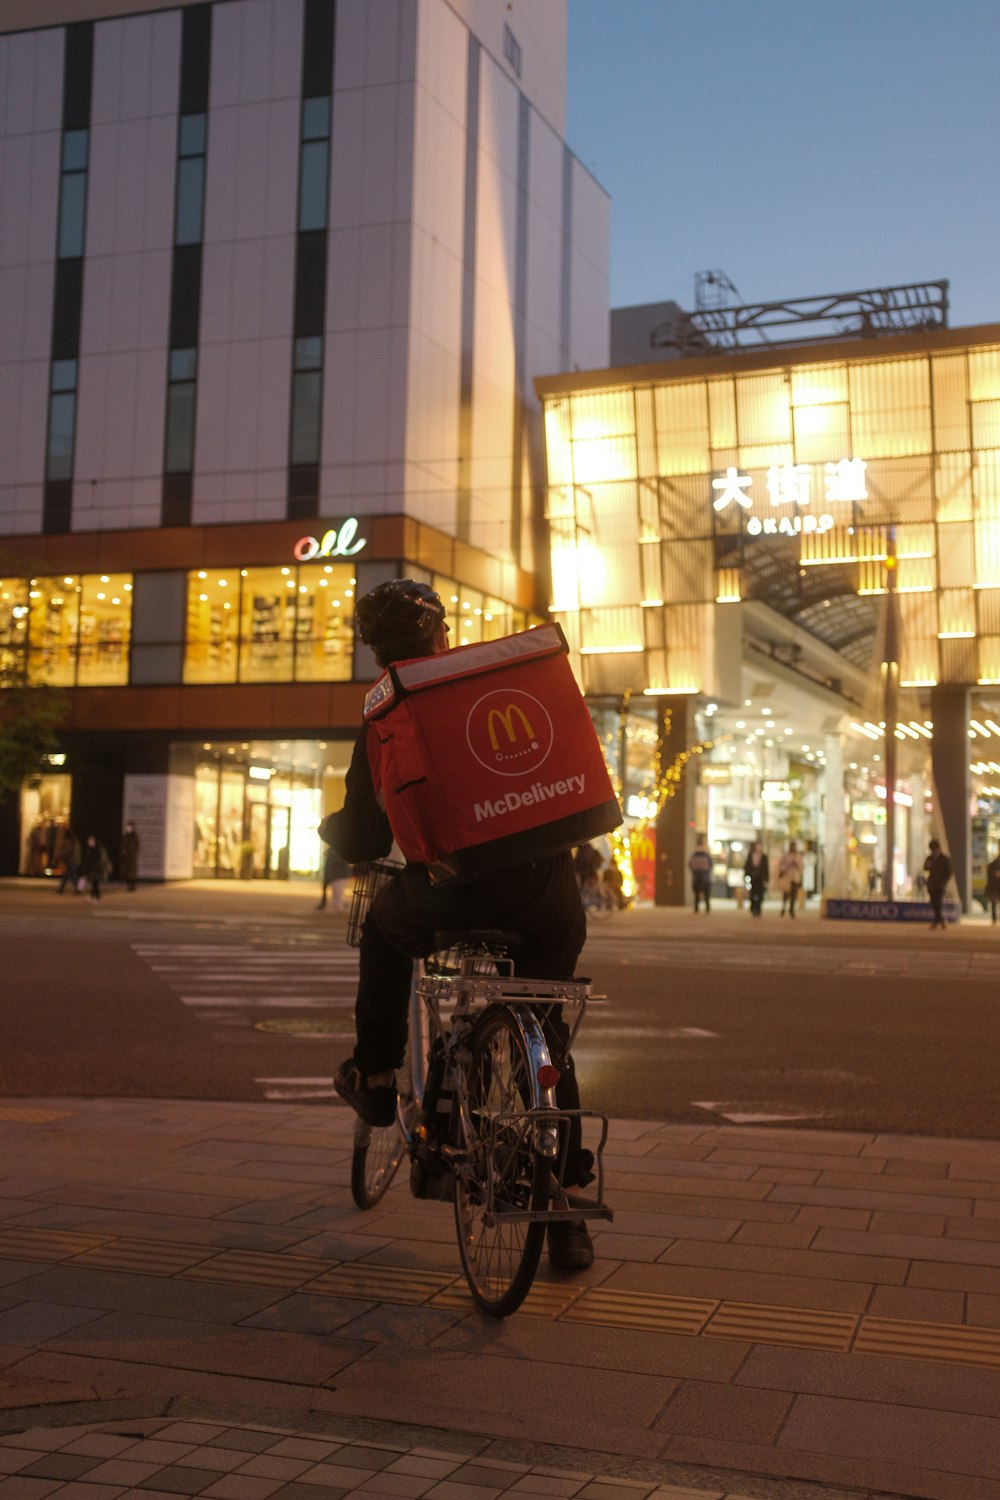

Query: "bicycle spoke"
left=454, top=1007, right=549, bottom=1316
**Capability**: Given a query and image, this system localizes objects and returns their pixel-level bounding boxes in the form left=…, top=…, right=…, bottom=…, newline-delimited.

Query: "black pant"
left=748, top=883, right=764, bottom=916
left=929, top=887, right=945, bottom=925
left=354, top=852, right=592, bottom=1185
left=781, top=882, right=800, bottom=916
left=692, top=881, right=710, bottom=912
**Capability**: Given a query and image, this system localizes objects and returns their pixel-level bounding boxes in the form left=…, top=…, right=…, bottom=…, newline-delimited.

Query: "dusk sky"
left=566, top=0, right=999, bottom=331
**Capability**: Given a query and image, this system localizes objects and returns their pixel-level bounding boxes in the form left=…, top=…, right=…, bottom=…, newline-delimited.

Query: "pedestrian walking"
left=778, top=839, right=804, bottom=918
left=744, top=840, right=769, bottom=918
left=81, top=834, right=111, bottom=903
left=688, top=835, right=712, bottom=913
left=119, top=821, right=140, bottom=891
left=57, top=830, right=81, bottom=894
left=923, top=839, right=952, bottom=929
left=986, top=846, right=1000, bottom=926
left=317, top=839, right=351, bottom=911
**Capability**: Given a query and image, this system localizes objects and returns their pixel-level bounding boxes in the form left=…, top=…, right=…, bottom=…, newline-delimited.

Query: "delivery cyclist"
left=325, top=579, right=595, bottom=1270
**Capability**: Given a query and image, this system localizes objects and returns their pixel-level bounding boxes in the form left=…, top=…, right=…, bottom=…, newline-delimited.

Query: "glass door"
left=268, top=806, right=290, bottom=879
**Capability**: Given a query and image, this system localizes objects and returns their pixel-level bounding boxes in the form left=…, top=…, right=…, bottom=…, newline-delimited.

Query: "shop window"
left=27, top=575, right=80, bottom=685
left=432, top=574, right=462, bottom=644
left=184, top=569, right=240, bottom=683
left=76, top=573, right=131, bottom=686
left=239, top=566, right=296, bottom=682
left=293, top=563, right=353, bottom=681
left=20, top=776, right=72, bottom=876
left=2, top=573, right=131, bottom=688
left=454, top=588, right=483, bottom=647
left=428, top=580, right=525, bottom=646
left=0, top=578, right=29, bottom=679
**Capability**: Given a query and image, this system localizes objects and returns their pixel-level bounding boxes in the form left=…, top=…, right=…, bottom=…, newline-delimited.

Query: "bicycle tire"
left=350, top=1110, right=407, bottom=1209
left=453, top=1006, right=550, bottom=1317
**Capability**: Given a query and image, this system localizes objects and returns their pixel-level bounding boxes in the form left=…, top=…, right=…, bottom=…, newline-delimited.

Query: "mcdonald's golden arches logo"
left=466, top=688, right=554, bottom=777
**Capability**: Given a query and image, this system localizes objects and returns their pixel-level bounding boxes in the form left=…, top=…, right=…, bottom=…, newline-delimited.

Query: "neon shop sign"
left=292, top=517, right=367, bottom=562
left=711, top=458, right=868, bottom=538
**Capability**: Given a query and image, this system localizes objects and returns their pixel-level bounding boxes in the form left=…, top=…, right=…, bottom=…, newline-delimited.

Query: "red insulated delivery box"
left=363, top=622, right=621, bottom=883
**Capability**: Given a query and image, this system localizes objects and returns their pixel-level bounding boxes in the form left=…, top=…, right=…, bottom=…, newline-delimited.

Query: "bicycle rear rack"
left=477, top=1106, right=614, bottom=1229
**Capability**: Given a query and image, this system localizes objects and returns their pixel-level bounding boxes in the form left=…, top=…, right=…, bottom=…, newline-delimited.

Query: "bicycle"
left=344, top=860, right=613, bottom=1317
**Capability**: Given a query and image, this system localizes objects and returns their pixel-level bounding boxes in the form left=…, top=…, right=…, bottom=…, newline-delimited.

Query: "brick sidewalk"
left=0, top=1099, right=999, bottom=1500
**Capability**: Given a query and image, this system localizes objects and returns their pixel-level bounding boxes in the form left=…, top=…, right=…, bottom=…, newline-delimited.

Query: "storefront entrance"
left=191, top=740, right=344, bottom=880
left=248, top=797, right=290, bottom=879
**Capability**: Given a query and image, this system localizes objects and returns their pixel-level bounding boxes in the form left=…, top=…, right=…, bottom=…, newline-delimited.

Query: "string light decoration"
left=596, top=700, right=732, bottom=904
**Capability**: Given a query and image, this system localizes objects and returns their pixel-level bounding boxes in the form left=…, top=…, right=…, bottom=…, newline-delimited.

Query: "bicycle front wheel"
left=350, top=1111, right=406, bottom=1209
left=453, top=1007, right=550, bottom=1317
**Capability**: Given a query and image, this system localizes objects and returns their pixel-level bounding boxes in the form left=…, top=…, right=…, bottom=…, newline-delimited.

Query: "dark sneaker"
left=333, top=1059, right=397, bottom=1128
left=547, top=1219, right=594, bottom=1270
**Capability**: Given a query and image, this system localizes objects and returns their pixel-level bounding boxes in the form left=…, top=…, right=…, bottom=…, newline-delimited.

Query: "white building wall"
left=0, top=26, right=63, bottom=534
left=322, top=0, right=416, bottom=516
left=445, top=0, right=567, bottom=135
left=74, top=9, right=179, bottom=531
left=566, top=155, right=610, bottom=373
left=194, top=0, right=302, bottom=524
left=0, top=0, right=609, bottom=557
left=467, top=49, right=518, bottom=558
left=402, top=0, right=466, bottom=533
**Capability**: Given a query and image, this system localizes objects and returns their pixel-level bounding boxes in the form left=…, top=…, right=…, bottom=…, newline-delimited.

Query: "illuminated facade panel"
left=541, top=334, right=1000, bottom=695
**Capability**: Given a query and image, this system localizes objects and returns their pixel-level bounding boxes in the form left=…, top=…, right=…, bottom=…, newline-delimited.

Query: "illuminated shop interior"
left=191, top=739, right=352, bottom=880
left=1, top=574, right=132, bottom=686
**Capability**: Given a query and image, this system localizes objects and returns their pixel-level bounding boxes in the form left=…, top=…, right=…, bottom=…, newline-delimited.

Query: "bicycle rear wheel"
left=453, top=1007, right=550, bottom=1317
left=350, top=1100, right=408, bottom=1209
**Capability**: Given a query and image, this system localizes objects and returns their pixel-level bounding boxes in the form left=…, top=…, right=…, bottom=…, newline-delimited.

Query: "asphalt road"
left=2, top=880, right=999, bottom=1139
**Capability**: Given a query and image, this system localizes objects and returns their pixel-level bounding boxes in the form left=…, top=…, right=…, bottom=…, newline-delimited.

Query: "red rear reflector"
left=537, top=1064, right=560, bottom=1089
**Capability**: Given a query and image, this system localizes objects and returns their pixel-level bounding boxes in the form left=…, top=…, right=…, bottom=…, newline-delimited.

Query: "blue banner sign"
left=825, top=898, right=960, bottom=924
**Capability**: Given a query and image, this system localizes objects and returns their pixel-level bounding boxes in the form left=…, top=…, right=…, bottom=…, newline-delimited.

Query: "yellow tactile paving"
left=854, top=1315, right=1000, bottom=1369
left=704, top=1300, right=858, bottom=1351
left=2, top=1218, right=999, bottom=1378
left=180, top=1248, right=337, bottom=1287
left=562, top=1288, right=718, bottom=1335
left=430, top=1280, right=584, bottom=1317
left=69, top=1238, right=218, bottom=1275
left=0, top=1226, right=110, bottom=1260
left=308, top=1262, right=453, bottom=1302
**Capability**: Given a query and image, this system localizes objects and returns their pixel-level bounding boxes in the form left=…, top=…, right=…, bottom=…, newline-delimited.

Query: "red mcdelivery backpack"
left=363, top=622, right=621, bottom=883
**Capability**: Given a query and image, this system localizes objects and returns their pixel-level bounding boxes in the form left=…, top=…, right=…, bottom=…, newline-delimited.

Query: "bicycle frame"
left=349, top=933, right=614, bottom=1315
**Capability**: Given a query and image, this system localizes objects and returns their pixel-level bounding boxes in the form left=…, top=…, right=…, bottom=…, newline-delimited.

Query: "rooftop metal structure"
left=650, top=275, right=950, bottom=354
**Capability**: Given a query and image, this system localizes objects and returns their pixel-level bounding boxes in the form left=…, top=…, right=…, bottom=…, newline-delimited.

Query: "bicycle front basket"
left=346, top=860, right=403, bottom=947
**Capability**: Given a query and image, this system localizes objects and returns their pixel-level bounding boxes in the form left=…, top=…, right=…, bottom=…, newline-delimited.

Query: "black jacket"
left=320, top=726, right=392, bottom=865
left=744, top=851, right=769, bottom=889
left=924, top=850, right=952, bottom=894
